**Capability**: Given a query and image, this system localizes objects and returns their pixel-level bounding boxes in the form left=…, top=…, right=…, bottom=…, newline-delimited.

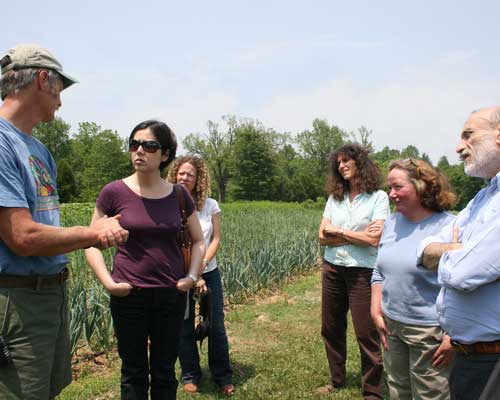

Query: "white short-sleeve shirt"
left=198, top=197, right=221, bottom=273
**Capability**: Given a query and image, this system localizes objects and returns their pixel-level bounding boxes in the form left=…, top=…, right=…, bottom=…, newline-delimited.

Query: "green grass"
left=59, top=270, right=382, bottom=400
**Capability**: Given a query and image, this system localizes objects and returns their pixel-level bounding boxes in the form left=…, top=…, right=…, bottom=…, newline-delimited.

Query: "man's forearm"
left=11, top=223, right=97, bottom=256
left=422, top=242, right=461, bottom=271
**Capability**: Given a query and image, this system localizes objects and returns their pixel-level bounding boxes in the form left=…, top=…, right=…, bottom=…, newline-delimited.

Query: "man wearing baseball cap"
left=0, top=44, right=128, bottom=399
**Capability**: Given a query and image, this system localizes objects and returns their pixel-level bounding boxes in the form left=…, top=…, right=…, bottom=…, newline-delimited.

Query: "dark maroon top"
left=96, top=180, right=195, bottom=288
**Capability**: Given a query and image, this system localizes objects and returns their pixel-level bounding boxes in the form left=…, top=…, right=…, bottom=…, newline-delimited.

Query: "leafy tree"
left=350, top=126, right=374, bottom=152
left=437, top=156, right=450, bottom=170
left=57, top=159, right=77, bottom=203
left=438, top=162, right=486, bottom=210
left=71, top=122, right=130, bottom=201
left=183, top=116, right=238, bottom=202
left=421, top=152, right=432, bottom=165
left=274, top=143, right=305, bottom=202
left=31, top=115, right=485, bottom=208
left=295, top=119, right=347, bottom=199
left=33, top=117, right=72, bottom=161
left=373, top=146, right=401, bottom=164
left=230, top=123, right=278, bottom=200
left=400, top=145, right=420, bottom=159
left=296, top=119, right=347, bottom=174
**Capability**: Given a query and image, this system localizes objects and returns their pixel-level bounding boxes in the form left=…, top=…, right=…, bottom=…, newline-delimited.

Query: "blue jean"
left=178, top=268, right=232, bottom=387
left=110, top=287, right=187, bottom=400
left=479, top=356, right=500, bottom=400
left=450, top=352, right=500, bottom=400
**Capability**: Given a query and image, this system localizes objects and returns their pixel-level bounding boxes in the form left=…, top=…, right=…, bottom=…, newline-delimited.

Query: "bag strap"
left=174, top=184, right=188, bottom=223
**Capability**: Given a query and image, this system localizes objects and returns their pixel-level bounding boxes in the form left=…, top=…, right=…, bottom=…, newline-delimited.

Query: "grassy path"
left=60, top=270, right=373, bottom=399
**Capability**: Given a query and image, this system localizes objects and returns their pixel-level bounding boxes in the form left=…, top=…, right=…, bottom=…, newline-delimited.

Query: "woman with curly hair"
left=317, top=143, right=389, bottom=399
left=167, top=156, right=234, bottom=396
left=371, top=159, right=456, bottom=400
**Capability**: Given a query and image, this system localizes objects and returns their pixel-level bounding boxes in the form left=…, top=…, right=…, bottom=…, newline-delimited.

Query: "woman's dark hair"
left=389, top=159, right=457, bottom=212
left=326, top=143, right=382, bottom=201
left=129, top=120, right=177, bottom=171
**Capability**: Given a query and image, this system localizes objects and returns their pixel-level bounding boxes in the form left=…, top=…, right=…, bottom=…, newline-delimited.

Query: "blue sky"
left=2, top=0, right=499, bottom=162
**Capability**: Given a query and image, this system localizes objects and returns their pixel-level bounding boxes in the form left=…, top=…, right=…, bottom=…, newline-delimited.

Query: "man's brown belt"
left=0, top=268, right=69, bottom=290
left=452, top=340, right=500, bottom=355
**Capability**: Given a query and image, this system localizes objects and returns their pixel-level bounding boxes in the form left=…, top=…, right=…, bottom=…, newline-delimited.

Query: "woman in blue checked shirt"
left=317, top=143, right=389, bottom=399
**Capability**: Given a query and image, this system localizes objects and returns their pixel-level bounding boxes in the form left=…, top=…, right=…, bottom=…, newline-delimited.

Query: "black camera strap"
left=194, top=288, right=212, bottom=355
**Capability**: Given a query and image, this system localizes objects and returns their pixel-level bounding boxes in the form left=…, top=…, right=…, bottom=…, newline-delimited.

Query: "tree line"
left=34, top=116, right=484, bottom=210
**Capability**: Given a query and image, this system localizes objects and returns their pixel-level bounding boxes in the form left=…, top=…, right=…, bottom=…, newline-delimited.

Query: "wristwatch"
left=203, top=258, right=209, bottom=267
left=186, top=273, right=198, bottom=284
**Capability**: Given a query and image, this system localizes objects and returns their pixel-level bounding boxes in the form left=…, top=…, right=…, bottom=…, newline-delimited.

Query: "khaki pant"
left=384, top=316, right=450, bottom=400
left=0, top=284, right=72, bottom=400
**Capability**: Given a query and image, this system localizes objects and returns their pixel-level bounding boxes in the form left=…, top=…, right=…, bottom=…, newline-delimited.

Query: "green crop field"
left=60, top=201, right=323, bottom=356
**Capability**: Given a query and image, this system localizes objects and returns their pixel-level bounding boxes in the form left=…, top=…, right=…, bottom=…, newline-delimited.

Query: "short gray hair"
left=0, top=68, right=61, bottom=100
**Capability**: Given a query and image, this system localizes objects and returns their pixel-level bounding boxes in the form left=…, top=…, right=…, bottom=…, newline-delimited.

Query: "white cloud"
left=56, top=49, right=498, bottom=165
left=189, top=35, right=385, bottom=76
left=253, top=72, right=499, bottom=163
left=58, top=66, right=240, bottom=148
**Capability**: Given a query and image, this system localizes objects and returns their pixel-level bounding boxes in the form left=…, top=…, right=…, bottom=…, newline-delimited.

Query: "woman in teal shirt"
left=317, top=143, right=389, bottom=399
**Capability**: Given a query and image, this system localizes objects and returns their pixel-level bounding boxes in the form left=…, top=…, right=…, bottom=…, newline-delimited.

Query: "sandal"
left=220, top=384, right=235, bottom=396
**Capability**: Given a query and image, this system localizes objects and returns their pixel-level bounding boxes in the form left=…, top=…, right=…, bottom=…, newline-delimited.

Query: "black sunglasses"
left=401, top=158, right=422, bottom=177
left=402, top=158, right=418, bottom=167
left=128, top=139, right=162, bottom=153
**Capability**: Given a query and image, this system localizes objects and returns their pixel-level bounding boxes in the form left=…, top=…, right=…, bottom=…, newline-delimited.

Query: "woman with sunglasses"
left=317, top=143, right=389, bottom=399
left=167, top=156, right=234, bottom=396
left=371, top=159, right=456, bottom=400
left=85, top=120, right=205, bottom=400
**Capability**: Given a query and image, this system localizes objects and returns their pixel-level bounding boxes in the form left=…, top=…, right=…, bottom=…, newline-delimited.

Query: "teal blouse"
left=323, top=190, right=389, bottom=268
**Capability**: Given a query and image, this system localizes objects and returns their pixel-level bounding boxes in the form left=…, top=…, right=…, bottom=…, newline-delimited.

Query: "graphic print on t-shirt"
left=29, top=155, right=59, bottom=211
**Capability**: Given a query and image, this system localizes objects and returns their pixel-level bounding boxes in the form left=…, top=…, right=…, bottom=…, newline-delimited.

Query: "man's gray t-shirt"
left=0, top=117, right=67, bottom=275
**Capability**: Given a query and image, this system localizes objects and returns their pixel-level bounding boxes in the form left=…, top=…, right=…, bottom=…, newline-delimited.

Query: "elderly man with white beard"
left=417, top=106, right=500, bottom=400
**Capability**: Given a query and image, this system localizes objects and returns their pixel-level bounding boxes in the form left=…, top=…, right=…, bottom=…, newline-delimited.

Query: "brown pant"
left=321, top=261, right=383, bottom=400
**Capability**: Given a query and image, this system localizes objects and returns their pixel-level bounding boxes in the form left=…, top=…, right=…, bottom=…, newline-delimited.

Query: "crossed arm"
left=422, top=223, right=500, bottom=290
left=421, top=226, right=461, bottom=271
left=318, top=218, right=385, bottom=248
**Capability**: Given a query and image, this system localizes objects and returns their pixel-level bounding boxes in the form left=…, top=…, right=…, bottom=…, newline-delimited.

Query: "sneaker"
left=183, top=383, right=198, bottom=393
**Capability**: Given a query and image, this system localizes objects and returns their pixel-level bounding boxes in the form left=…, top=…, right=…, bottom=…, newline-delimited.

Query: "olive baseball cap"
left=0, top=44, right=78, bottom=89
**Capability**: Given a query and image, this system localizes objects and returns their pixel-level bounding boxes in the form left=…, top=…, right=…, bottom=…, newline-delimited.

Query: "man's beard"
left=464, top=135, right=500, bottom=178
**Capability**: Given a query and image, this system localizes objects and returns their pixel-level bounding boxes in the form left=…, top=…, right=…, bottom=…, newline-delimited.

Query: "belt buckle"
left=452, top=340, right=469, bottom=355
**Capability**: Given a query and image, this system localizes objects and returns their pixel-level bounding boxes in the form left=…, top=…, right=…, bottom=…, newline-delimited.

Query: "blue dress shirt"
left=417, top=172, right=500, bottom=344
